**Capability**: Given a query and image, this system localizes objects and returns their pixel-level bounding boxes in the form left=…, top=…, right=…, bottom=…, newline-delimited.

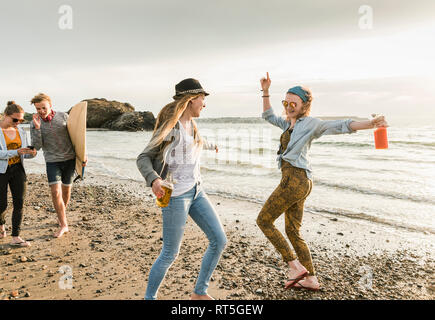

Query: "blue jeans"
left=145, top=182, right=227, bottom=300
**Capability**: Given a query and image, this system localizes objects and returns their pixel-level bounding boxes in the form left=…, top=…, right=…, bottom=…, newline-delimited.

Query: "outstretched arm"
left=349, top=115, right=388, bottom=131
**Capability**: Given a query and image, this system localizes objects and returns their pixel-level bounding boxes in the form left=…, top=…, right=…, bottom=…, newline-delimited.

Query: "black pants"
left=0, top=163, right=27, bottom=237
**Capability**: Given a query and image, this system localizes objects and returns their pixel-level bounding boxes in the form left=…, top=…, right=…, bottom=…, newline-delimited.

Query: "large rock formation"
left=84, top=98, right=135, bottom=128
left=102, top=111, right=155, bottom=131
left=70, top=98, right=155, bottom=131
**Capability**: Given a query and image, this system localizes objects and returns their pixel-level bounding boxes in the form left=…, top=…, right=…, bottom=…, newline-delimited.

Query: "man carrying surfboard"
left=30, top=93, right=86, bottom=238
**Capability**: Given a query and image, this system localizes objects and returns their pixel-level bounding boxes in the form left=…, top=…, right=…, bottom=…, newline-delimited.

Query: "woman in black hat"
left=137, top=78, right=226, bottom=300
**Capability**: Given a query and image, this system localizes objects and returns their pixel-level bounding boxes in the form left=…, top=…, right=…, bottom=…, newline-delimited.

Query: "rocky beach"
left=0, top=174, right=434, bottom=300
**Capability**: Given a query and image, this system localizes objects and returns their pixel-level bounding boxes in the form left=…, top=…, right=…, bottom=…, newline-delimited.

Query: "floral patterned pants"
left=256, top=161, right=315, bottom=275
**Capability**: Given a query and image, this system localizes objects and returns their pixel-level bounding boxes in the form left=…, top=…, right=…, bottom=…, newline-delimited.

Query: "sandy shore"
left=0, top=173, right=434, bottom=300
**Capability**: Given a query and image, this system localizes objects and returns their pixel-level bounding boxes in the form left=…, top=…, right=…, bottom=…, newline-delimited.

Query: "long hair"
left=147, top=94, right=203, bottom=152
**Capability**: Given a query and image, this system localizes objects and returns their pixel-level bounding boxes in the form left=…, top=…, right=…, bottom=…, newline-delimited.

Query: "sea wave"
left=205, top=189, right=435, bottom=235
left=314, top=179, right=435, bottom=205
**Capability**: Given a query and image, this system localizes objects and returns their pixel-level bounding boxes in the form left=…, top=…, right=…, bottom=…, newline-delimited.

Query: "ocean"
left=22, top=119, right=435, bottom=235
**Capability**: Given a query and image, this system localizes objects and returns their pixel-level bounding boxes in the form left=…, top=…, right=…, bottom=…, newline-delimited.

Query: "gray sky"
left=1, top=0, right=434, bottom=125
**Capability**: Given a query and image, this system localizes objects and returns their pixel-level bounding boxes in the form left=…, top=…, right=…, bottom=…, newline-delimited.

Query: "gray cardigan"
left=136, top=122, right=216, bottom=187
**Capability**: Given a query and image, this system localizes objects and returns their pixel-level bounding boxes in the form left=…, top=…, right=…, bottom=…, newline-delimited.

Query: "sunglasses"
left=282, top=100, right=297, bottom=109
left=11, top=118, right=25, bottom=123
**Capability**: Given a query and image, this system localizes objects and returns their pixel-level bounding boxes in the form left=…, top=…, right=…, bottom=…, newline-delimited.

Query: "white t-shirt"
left=166, top=121, right=202, bottom=197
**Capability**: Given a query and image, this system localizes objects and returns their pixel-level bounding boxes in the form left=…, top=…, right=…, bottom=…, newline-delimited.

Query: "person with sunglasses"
left=256, top=72, right=388, bottom=291
left=1, top=101, right=37, bottom=247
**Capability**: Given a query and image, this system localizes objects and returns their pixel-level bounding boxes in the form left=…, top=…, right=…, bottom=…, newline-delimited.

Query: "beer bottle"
left=156, top=172, right=174, bottom=208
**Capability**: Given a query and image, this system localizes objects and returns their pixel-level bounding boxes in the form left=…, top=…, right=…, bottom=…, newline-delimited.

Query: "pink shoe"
left=284, top=271, right=308, bottom=289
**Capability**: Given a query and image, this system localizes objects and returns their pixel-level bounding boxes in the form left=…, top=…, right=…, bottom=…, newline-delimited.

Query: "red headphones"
left=42, top=110, right=56, bottom=122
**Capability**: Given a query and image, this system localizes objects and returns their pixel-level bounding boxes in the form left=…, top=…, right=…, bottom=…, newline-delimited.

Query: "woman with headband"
left=256, top=72, right=388, bottom=291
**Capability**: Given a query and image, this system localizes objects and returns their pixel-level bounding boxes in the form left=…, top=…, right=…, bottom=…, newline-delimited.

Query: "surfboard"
left=67, top=101, right=87, bottom=181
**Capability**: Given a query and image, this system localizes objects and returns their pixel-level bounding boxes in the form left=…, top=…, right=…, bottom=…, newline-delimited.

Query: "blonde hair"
left=30, top=93, right=52, bottom=105
left=148, top=94, right=203, bottom=151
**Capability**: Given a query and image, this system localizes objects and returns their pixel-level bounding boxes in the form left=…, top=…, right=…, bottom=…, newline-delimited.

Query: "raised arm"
left=260, top=72, right=289, bottom=130
left=30, top=114, right=43, bottom=150
left=261, top=72, right=272, bottom=113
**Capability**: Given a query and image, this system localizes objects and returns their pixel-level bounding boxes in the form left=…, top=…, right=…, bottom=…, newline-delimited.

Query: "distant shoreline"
left=196, top=116, right=369, bottom=123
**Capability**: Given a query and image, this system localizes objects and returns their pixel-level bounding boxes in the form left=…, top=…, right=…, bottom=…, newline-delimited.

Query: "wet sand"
left=0, top=174, right=434, bottom=300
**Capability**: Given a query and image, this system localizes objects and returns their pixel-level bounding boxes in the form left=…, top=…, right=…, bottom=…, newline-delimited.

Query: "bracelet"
left=262, top=95, right=270, bottom=98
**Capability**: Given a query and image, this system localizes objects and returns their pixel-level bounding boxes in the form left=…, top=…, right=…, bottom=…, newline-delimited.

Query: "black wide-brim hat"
left=173, top=78, right=209, bottom=99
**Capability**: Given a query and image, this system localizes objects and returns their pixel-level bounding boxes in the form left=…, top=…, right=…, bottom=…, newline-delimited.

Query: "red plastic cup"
left=374, top=127, right=388, bottom=149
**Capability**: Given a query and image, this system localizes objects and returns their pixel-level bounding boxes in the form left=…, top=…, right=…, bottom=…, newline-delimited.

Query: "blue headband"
left=287, top=86, right=308, bottom=103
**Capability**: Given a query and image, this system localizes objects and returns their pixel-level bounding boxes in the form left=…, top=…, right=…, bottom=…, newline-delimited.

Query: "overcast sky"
left=1, top=0, right=434, bottom=125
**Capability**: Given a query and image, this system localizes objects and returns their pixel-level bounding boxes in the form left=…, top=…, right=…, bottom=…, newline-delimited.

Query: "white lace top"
left=166, top=120, right=202, bottom=197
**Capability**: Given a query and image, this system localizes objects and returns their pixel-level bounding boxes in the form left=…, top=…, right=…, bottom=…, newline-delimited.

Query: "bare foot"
left=293, top=276, right=320, bottom=290
left=190, top=293, right=214, bottom=300
left=54, top=226, right=69, bottom=238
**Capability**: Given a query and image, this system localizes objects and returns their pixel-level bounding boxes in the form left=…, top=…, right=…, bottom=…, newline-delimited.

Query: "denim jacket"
left=262, top=108, right=356, bottom=180
left=0, top=126, right=36, bottom=174
left=136, top=121, right=217, bottom=187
